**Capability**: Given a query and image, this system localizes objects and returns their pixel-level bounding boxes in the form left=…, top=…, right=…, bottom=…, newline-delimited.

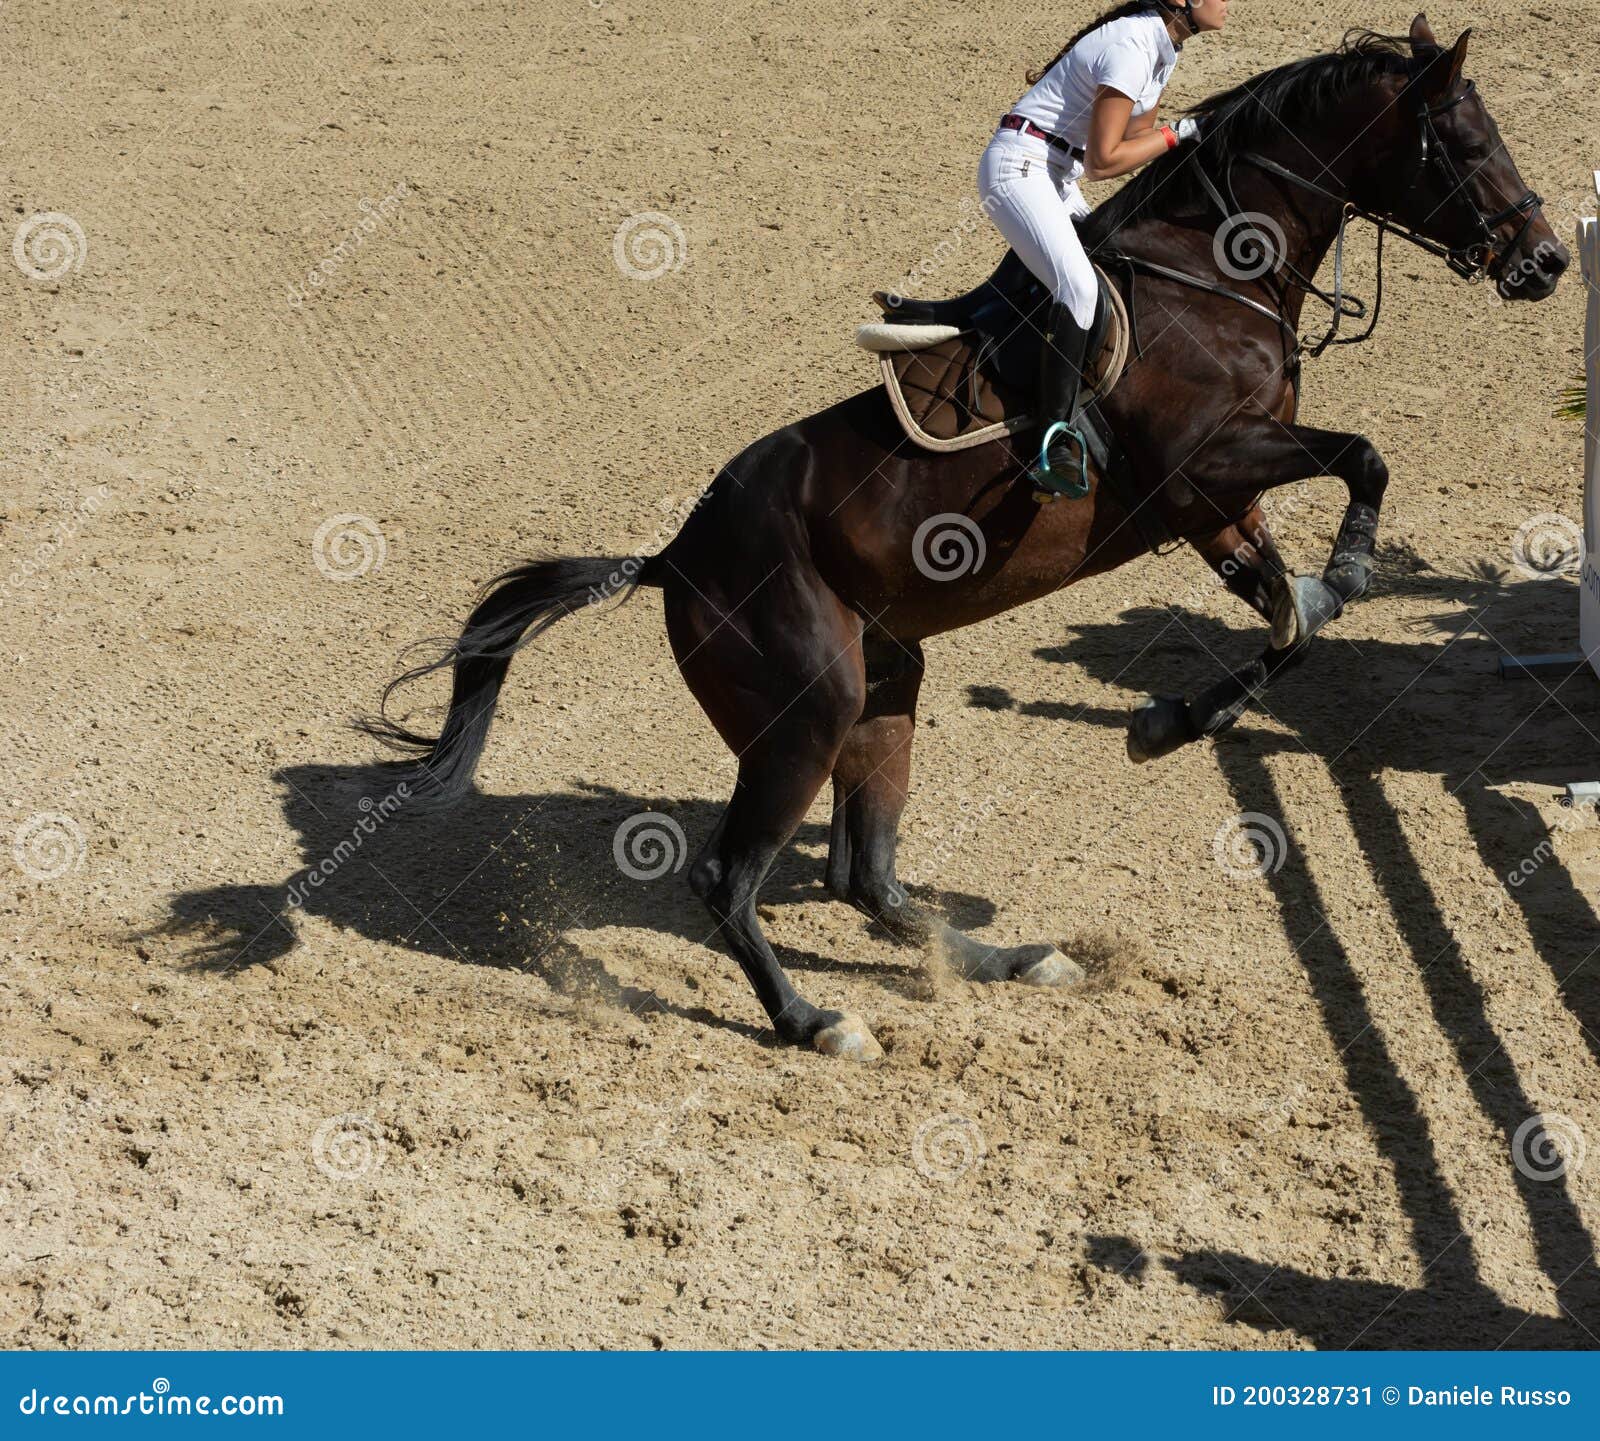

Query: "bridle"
left=1220, top=80, right=1545, bottom=353
left=1407, top=81, right=1544, bottom=281
left=1098, top=75, right=1548, bottom=364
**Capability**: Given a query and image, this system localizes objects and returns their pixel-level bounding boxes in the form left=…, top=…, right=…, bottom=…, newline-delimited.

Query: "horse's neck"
left=1245, top=91, right=1401, bottom=322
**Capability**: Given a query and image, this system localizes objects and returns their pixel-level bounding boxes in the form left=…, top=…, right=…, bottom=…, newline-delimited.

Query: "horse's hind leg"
left=828, top=636, right=1084, bottom=988
left=667, top=575, right=881, bottom=1060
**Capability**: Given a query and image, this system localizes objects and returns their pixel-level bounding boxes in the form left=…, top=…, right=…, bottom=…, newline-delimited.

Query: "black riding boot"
left=1029, top=294, right=1106, bottom=500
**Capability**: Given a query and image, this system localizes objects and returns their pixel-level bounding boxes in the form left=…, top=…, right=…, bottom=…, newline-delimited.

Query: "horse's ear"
left=1420, top=28, right=1472, bottom=99
left=1409, top=13, right=1438, bottom=54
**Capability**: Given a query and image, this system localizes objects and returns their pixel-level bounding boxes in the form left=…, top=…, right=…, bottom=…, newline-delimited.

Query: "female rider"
left=978, top=0, right=1230, bottom=496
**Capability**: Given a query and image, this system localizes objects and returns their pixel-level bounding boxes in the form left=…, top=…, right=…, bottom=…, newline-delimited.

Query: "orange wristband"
left=1161, top=125, right=1179, bottom=151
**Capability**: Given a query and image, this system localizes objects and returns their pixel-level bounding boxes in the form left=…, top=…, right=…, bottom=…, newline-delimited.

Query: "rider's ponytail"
left=1025, top=2, right=1165, bottom=86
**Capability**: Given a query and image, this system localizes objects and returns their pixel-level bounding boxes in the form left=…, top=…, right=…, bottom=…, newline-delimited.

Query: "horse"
left=371, top=16, right=1568, bottom=1060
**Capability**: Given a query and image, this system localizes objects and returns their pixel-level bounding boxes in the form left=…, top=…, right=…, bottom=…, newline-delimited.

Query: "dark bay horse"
left=374, top=17, right=1567, bottom=1059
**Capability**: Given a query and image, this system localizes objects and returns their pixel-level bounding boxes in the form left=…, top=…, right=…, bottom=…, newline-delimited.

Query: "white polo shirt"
left=1013, top=11, right=1181, bottom=147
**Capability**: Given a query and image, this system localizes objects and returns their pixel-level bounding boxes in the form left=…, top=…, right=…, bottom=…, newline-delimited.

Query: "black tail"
left=364, top=554, right=659, bottom=806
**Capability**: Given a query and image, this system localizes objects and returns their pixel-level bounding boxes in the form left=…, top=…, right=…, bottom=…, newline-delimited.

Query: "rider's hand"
left=1175, top=117, right=1203, bottom=144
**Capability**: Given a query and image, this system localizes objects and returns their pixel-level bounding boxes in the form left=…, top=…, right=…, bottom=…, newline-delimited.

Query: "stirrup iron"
left=1031, top=421, right=1091, bottom=502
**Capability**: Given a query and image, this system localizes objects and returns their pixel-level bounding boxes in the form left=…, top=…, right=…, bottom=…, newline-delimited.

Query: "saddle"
left=857, top=250, right=1129, bottom=453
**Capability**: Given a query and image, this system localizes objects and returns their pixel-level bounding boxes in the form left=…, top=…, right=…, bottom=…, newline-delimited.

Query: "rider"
left=978, top=0, right=1230, bottom=497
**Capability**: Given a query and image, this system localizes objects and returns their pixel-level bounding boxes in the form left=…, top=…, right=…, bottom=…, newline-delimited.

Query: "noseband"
left=1163, top=77, right=1550, bottom=359
left=1412, top=81, right=1545, bottom=282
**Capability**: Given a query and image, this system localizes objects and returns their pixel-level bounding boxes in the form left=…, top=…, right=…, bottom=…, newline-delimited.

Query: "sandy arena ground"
left=3, top=0, right=1600, bottom=1349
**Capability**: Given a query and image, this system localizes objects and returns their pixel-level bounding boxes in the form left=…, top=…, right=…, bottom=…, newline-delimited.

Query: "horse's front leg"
left=1203, top=419, right=1388, bottom=639
left=1190, top=504, right=1290, bottom=625
left=1129, top=422, right=1389, bottom=764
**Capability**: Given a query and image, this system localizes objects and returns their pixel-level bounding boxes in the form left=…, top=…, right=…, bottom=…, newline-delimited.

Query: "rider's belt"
left=999, top=114, right=1086, bottom=162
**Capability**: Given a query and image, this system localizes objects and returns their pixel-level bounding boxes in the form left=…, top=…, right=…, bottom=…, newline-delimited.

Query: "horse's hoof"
left=1016, top=947, right=1087, bottom=988
left=813, top=1013, right=883, bottom=1063
left=1269, top=574, right=1299, bottom=651
left=1287, top=574, right=1344, bottom=645
left=1127, top=695, right=1191, bottom=765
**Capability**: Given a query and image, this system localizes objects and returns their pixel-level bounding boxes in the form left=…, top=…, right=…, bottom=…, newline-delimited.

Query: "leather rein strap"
left=1091, top=80, right=1546, bottom=367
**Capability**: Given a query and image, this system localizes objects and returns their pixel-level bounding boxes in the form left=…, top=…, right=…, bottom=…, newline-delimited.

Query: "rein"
left=1094, top=80, right=1546, bottom=367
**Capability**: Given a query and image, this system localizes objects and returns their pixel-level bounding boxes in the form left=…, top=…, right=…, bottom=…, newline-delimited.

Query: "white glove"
left=1175, top=117, right=1202, bottom=144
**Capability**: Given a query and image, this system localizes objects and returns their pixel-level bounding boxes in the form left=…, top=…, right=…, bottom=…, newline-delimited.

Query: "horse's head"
left=1369, top=14, right=1568, bottom=301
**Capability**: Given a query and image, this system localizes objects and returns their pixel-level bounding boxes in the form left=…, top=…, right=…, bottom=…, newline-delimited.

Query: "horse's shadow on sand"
left=1010, top=567, right=1600, bottom=1348
left=161, top=566, right=1600, bottom=1345
left=161, top=770, right=998, bottom=1040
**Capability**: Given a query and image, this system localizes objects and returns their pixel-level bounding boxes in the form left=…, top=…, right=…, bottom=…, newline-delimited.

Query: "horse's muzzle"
left=1496, top=237, right=1570, bottom=301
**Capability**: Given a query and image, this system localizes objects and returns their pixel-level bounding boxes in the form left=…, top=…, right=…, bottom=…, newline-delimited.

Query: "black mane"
left=1084, top=31, right=1427, bottom=242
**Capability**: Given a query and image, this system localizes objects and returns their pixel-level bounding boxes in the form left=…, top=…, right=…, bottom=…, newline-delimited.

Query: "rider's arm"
left=1082, top=87, right=1177, bottom=181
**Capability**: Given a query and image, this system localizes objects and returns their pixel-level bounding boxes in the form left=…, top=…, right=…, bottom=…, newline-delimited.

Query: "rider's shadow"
left=1020, top=567, right=1600, bottom=1347
left=159, top=766, right=998, bottom=1031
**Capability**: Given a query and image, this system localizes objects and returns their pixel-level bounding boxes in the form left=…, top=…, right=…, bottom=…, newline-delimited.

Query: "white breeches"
left=977, top=129, right=1098, bottom=328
